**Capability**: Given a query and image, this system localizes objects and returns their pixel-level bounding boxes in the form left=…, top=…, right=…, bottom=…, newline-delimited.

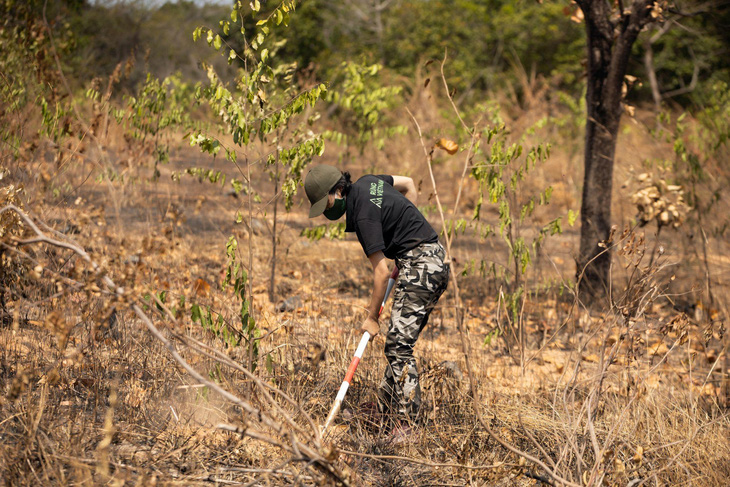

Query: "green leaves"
left=184, top=167, right=227, bottom=185
left=212, top=233, right=259, bottom=366
left=277, top=135, right=325, bottom=209
left=325, top=61, right=406, bottom=155
left=301, top=222, right=346, bottom=241
left=189, top=133, right=221, bottom=156
left=258, top=84, right=328, bottom=140
left=251, top=32, right=265, bottom=50
left=191, top=304, right=240, bottom=348
left=445, top=218, right=469, bottom=238
left=39, top=97, right=71, bottom=143
left=114, top=73, right=199, bottom=178
left=464, top=110, right=574, bottom=292
left=568, top=209, right=579, bottom=226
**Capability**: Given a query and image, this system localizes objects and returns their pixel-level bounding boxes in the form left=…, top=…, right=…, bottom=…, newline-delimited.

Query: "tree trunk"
left=576, top=0, right=654, bottom=300
left=577, top=107, right=618, bottom=299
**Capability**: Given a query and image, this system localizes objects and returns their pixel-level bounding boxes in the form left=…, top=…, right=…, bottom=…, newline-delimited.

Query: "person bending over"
left=304, top=164, right=450, bottom=426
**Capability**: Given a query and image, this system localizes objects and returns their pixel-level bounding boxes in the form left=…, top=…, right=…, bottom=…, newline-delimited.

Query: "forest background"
left=1, top=0, right=730, bottom=485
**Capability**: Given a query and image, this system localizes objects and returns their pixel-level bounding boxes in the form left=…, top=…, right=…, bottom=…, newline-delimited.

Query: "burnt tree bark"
left=575, top=0, right=657, bottom=299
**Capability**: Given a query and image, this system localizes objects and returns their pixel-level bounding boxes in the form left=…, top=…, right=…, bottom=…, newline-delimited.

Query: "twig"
left=339, top=449, right=506, bottom=470
left=439, top=52, right=483, bottom=229
left=219, top=465, right=312, bottom=481
left=480, top=414, right=581, bottom=487
left=440, top=50, right=470, bottom=133
left=519, top=413, right=557, bottom=470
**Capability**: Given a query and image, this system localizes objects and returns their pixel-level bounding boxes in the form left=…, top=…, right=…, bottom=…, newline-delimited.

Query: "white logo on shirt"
left=369, top=180, right=384, bottom=208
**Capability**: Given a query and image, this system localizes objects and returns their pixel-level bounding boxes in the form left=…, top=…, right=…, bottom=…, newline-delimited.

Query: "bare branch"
left=477, top=414, right=582, bottom=487
left=662, top=50, right=700, bottom=99
left=340, top=448, right=509, bottom=470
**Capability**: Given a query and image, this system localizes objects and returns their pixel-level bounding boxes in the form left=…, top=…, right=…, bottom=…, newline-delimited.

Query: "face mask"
left=323, top=197, right=346, bottom=220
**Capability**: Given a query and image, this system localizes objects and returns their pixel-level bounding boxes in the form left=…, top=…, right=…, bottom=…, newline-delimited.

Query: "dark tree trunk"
left=575, top=0, right=654, bottom=300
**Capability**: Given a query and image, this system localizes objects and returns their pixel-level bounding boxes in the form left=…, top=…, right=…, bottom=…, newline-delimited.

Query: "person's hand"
left=361, top=317, right=380, bottom=336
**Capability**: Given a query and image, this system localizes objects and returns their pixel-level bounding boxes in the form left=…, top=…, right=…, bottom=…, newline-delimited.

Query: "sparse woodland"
left=1, top=0, right=729, bottom=485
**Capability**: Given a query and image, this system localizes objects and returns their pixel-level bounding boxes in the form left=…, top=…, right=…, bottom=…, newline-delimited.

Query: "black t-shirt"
left=345, top=174, right=438, bottom=259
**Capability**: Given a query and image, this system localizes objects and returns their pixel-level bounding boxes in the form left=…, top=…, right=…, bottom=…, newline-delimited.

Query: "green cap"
left=304, top=165, right=342, bottom=218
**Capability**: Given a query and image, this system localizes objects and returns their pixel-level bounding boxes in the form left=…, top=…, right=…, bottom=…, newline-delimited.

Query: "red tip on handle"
left=343, top=357, right=361, bottom=384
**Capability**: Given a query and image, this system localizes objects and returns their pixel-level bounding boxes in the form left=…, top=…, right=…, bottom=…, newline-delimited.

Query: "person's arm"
left=361, top=250, right=390, bottom=336
left=391, top=175, right=417, bottom=205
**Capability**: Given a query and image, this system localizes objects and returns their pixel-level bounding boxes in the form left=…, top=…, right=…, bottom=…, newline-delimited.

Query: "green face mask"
left=323, top=197, right=346, bottom=220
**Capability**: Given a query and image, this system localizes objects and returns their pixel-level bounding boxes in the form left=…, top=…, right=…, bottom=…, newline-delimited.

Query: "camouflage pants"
left=378, top=241, right=450, bottom=422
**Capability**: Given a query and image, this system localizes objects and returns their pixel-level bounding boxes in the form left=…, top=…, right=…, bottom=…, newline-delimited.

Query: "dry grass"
left=1, top=95, right=729, bottom=486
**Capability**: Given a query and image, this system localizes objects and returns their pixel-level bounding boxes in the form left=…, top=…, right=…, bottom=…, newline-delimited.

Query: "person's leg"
left=377, top=270, right=412, bottom=422
left=378, top=243, right=449, bottom=423
left=377, top=359, right=397, bottom=419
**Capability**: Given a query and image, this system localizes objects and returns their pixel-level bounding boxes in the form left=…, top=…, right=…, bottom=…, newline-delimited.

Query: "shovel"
left=321, top=265, right=400, bottom=436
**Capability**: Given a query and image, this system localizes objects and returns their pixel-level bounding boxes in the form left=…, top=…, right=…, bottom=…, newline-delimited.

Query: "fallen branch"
left=340, top=448, right=508, bottom=470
